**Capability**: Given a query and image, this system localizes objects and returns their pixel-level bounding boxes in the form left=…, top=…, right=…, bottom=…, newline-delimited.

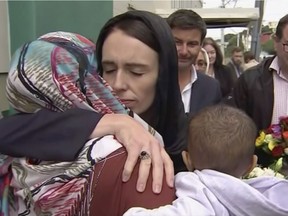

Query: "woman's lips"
left=120, top=99, right=135, bottom=106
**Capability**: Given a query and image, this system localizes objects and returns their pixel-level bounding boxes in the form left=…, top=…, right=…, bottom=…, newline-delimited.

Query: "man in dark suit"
left=230, top=14, right=288, bottom=166
left=226, top=46, right=244, bottom=84
left=167, top=9, right=222, bottom=116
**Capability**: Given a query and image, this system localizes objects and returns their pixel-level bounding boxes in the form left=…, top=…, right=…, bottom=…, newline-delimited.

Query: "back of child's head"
left=188, top=105, right=257, bottom=177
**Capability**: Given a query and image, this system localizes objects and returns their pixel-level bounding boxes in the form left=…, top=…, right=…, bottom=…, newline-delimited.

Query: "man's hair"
left=276, top=14, right=288, bottom=39
left=188, top=105, right=257, bottom=177
left=203, top=37, right=224, bottom=69
left=167, top=9, right=207, bottom=42
left=243, top=51, right=255, bottom=63
left=231, top=46, right=243, bottom=54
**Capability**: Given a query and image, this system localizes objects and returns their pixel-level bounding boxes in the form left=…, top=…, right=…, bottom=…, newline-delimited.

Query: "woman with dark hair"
left=203, top=37, right=234, bottom=99
left=88, top=11, right=188, bottom=215
left=95, top=12, right=186, bottom=156
left=1, top=10, right=187, bottom=215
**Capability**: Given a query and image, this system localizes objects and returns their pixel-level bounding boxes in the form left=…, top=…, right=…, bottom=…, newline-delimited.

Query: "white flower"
left=246, top=166, right=285, bottom=179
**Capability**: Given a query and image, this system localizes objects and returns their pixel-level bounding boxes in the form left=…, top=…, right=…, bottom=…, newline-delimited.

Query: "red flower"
left=283, top=131, right=288, bottom=140
left=271, top=145, right=284, bottom=157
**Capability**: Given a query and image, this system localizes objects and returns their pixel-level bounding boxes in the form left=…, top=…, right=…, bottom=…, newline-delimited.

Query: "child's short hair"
left=188, top=105, right=257, bottom=177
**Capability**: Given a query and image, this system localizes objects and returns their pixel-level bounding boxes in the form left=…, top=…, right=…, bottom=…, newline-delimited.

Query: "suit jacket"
left=226, top=61, right=244, bottom=84
left=214, top=65, right=235, bottom=99
left=189, top=72, right=222, bottom=116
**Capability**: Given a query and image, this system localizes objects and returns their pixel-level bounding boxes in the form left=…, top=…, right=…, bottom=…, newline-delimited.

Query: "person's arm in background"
left=0, top=108, right=174, bottom=193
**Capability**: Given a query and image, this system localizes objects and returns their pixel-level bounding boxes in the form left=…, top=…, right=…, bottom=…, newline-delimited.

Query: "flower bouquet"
left=255, top=116, right=288, bottom=177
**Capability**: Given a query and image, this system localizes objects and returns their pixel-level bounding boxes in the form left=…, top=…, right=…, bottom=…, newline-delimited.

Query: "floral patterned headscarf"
left=6, top=31, right=126, bottom=115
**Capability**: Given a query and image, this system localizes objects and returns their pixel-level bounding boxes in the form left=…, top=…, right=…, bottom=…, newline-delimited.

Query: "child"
left=124, top=105, right=288, bottom=216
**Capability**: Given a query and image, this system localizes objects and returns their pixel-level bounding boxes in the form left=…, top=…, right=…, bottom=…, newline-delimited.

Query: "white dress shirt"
left=181, top=65, right=198, bottom=113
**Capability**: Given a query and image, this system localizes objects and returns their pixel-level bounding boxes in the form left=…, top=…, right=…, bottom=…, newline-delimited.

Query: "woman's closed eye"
left=126, top=65, right=147, bottom=77
left=103, top=68, right=116, bottom=74
left=130, top=71, right=144, bottom=76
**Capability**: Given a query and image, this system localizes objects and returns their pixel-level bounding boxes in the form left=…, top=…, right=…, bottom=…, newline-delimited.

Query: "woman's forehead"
left=102, top=30, right=159, bottom=66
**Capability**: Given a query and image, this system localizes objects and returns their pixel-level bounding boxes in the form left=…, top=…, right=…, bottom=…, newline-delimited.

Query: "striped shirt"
left=270, top=57, right=288, bottom=124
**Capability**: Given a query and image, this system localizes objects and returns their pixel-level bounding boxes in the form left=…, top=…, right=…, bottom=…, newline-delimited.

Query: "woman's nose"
left=111, top=71, right=127, bottom=91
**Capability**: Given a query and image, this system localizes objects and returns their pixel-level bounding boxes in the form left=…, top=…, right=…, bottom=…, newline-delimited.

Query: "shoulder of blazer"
left=196, top=71, right=220, bottom=86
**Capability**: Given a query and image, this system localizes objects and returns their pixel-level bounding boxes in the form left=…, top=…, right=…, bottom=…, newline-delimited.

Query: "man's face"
left=171, top=28, right=202, bottom=71
left=274, top=24, right=288, bottom=70
left=231, top=51, right=243, bottom=66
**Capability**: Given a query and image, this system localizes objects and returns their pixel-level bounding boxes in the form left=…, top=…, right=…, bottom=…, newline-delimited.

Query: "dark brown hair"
left=243, top=51, right=255, bottom=63
left=167, top=9, right=207, bottom=42
left=188, top=105, right=257, bottom=177
left=276, top=14, right=288, bottom=39
left=203, top=37, right=223, bottom=69
left=231, top=46, right=243, bottom=54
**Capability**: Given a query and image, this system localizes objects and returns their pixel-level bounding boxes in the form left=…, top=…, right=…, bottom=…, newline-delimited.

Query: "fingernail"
left=153, top=185, right=161, bottom=194
left=169, top=179, right=174, bottom=188
left=122, top=174, right=129, bottom=182
left=137, top=184, right=145, bottom=192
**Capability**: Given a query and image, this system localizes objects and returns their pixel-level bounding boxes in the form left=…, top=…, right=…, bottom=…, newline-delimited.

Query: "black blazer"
left=226, top=61, right=244, bottom=84
left=189, top=72, right=222, bottom=116
left=214, top=65, right=235, bottom=99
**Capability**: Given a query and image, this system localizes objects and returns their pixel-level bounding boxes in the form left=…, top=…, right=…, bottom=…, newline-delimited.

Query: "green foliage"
left=224, top=33, right=235, bottom=42
left=224, top=34, right=245, bottom=57
left=261, top=25, right=273, bottom=34
left=261, top=39, right=275, bottom=54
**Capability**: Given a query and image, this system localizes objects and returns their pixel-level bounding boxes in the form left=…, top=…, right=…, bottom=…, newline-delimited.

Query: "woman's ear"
left=182, top=151, right=193, bottom=171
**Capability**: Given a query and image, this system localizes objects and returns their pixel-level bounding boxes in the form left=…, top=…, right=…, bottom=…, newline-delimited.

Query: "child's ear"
left=181, top=151, right=193, bottom=171
left=243, top=155, right=258, bottom=176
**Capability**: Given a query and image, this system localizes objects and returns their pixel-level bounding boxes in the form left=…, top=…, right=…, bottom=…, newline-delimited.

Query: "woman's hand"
left=90, top=114, right=174, bottom=194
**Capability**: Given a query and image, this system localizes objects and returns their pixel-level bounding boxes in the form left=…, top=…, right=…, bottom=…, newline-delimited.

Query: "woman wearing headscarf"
left=2, top=10, right=187, bottom=215
left=90, top=10, right=189, bottom=215
left=195, top=48, right=210, bottom=74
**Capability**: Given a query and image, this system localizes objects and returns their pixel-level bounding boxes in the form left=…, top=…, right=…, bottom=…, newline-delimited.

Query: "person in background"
left=243, top=50, right=259, bottom=71
left=124, top=105, right=288, bottom=216
left=203, top=37, right=234, bottom=99
left=226, top=46, right=244, bottom=84
left=230, top=14, right=288, bottom=167
left=195, top=47, right=209, bottom=74
left=167, top=9, right=222, bottom=117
